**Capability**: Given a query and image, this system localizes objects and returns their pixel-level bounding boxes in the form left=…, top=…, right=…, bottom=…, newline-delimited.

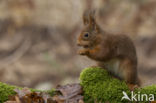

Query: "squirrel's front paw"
left=78, top=49, right=89, bottom=55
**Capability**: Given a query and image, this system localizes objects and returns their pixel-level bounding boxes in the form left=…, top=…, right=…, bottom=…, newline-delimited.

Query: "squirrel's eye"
left=83, top=33, right=89, bottom=39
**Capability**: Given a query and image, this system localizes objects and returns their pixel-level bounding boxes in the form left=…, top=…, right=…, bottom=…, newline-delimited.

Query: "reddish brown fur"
left=77, top=10, right=140, bottom=90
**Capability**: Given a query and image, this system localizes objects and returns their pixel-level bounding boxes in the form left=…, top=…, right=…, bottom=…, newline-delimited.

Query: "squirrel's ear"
left=83, top=11, right=89, bottom=25
left=89, top=10, right=100, bottom=32
left=83, top=9, right=98, bottom=29
left=88, top=10, right=96, bottom=25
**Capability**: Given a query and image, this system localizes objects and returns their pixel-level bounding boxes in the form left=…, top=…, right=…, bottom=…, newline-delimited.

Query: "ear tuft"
left=88, top=10, right=96, bottom=25
left=82, top=9, right=97, bottom=25
left=83, top=10, right=90, bottom=25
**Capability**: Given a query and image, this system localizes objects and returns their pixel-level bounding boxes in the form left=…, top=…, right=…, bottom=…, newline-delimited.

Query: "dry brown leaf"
left=55, top=83, right=84, bottom=103
left=56, top=83, right=82, bottom=98
left=14, top=87, right=31, bottom=98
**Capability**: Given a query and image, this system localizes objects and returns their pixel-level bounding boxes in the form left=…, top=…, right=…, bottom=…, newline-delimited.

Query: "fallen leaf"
left=55, top=83, right=84, bottom=103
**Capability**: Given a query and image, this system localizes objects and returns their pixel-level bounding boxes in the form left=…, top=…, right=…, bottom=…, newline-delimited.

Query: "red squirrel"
left=77, top=10, right=140, bottom=90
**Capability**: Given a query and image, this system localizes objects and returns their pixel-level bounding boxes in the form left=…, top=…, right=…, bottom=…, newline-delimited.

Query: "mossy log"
left=0, top=67, right=156, bottom=103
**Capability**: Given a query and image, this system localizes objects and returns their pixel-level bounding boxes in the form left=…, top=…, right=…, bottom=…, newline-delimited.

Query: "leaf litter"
left=5, top=83, right=84, bottom=103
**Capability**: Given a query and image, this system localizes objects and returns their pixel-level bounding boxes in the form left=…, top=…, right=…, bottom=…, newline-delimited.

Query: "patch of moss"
left=0, top=82, right=16, bottom=103
left=47, top=88, right=56, bottom=96
left=134, top=85, right=156, bottom=103
left=80, top=67, right=156, bottom=103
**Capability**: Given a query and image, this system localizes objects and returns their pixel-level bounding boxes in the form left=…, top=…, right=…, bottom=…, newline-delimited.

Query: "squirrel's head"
left=77, top=10, right=101, bottom=48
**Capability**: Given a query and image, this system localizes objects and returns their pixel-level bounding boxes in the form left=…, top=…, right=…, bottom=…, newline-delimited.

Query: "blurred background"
left=0, top=0, right=156, bottom=90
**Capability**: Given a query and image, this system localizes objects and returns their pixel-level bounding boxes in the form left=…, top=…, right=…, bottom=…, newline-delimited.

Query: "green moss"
left=134, top=85, right=156, bottom=103
left=0, top=82, right=16, bottom=103
left=80, top=67, right=156, bottom=103
left=47, top=88, right=56, bottom=96
left=138, top=85, right=156, bottom=96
